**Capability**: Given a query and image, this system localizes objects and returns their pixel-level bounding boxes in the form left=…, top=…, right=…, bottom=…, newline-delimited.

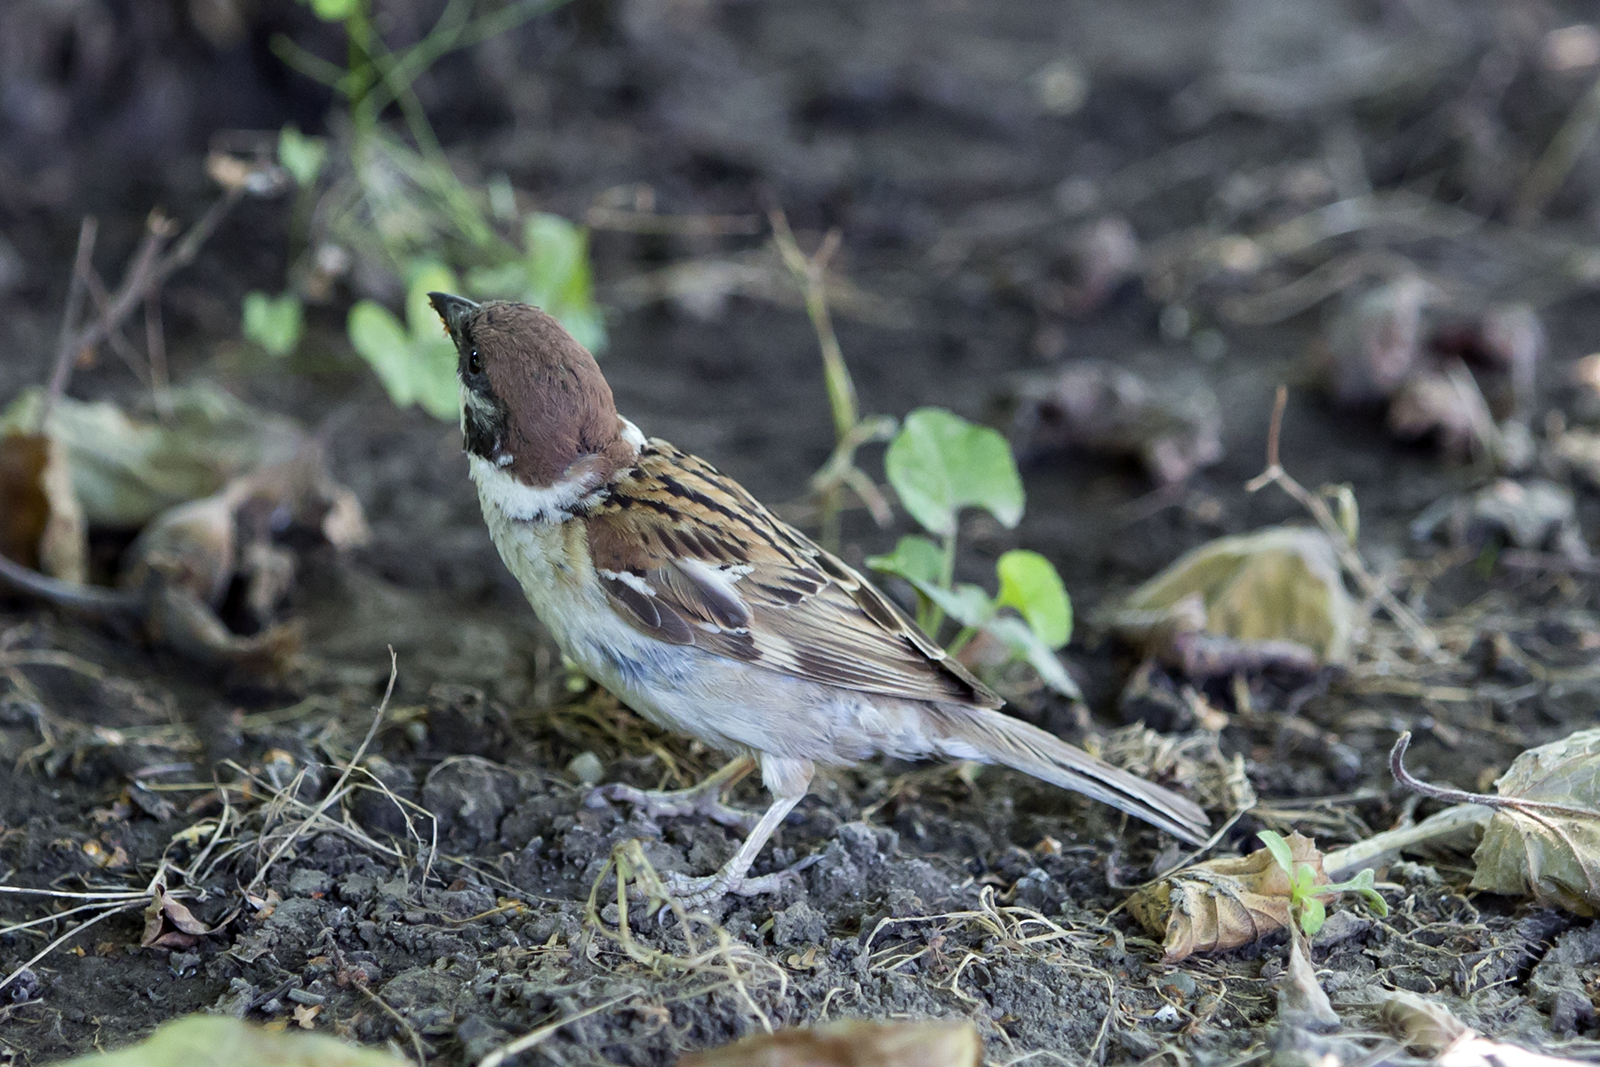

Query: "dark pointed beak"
left=427, top=292, right=480, bottom=338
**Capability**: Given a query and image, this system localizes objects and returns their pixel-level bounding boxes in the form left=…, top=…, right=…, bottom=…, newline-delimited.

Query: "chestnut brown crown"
left=427, top=294, right=635, bottom=488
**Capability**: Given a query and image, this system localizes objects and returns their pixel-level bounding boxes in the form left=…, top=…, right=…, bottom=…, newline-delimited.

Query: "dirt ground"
left=2, top=1, right=1600, bottom=1064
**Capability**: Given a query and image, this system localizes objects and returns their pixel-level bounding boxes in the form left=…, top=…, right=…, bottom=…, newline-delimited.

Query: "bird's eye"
left=468, top=349, right=482, bottom=375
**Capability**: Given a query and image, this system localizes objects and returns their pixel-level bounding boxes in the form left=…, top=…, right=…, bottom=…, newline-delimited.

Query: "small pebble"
left=567, top=751, right=604, bottom=785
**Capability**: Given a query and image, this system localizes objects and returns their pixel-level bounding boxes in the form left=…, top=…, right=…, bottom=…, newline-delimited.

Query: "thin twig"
left=477, top=993, right=635, bottom=1067
left=65, top=192, right=243, bottom=363
left=1246, top=385, right=1441, bottom=658
left=145, top=291, right=172, bottom=418
left=1516, top=68, right=1600, bottom=224
left=39, top=217, right=99, bottom=430
left=1389, top=732, right=1598, bottom=820
left=245, top=649, right=398, bottom=892
left=81, top=265, right=151, bottom=386
left=355, top=980, right=429, bottom=1066
left=0, top=900, right=140, bottom=999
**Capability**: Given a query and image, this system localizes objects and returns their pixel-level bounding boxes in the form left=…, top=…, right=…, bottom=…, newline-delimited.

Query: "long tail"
left=929, top=705, right=1211, bottom=845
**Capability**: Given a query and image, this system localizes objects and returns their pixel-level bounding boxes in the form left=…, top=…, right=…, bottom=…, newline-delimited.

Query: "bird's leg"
left=596, top=755, right=759, bottom=830
left=658, top=756, right=813, bottom=907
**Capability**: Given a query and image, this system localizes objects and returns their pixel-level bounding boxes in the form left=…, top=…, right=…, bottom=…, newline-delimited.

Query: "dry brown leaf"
left=1128, top=831, right=1328, bottom=962
left=1471, top=728, right=1600, bottom=917
left=676, top=1019, right=980, bottom=1067
left=0, top=430, right=87, bottom=582
left=1109, top=526, right=1354, bottom=668
left=141, top=887, right=213, bottom=950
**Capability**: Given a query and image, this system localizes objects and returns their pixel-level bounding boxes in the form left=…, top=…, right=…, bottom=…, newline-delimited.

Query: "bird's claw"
left=627, top=857, right=814, bottom=913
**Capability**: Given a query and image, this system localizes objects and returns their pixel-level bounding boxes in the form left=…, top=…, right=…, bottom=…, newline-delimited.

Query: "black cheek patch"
left=462, top=391, right=509, bottom=460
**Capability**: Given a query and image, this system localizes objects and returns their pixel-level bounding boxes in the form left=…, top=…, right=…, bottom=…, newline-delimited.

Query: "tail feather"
left=932, top=706, right=1211, bottom=845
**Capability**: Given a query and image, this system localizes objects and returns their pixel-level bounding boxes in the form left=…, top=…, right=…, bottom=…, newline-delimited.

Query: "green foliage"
left=996, top=549, right=1071, bottom=649
left=347, top=264, right=460, bottom=420
left=306, top=0, right=359, bottom=20
left=241, top=291, right=304, bottom=357
left=885, top=407, right=1023, bottom=537
left=267, top=0, right=601, bottom=418
left=1259, top=830, right=1388, bottom=937
left=466, top=213, right=605, bottom=352
left=865, top=535, right=944, bottom=586
left=872, top=410, right=1077, bottom=700
left=277, top=125, right=328, bottom=188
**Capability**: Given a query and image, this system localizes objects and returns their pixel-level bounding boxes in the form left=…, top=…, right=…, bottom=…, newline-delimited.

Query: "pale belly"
left=478, top=502, right=941, bottom=767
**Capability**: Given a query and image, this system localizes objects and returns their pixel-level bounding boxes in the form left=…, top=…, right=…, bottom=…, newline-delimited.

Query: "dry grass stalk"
left=1245, top=385, right=1440, bottom=658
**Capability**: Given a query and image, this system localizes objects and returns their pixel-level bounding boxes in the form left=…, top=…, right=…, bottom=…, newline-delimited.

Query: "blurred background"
left=3, top=2, right=1600, bottom=1062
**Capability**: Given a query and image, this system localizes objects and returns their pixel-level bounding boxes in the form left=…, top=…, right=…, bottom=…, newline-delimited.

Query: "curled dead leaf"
left=141, top=886, right=213, bottom=950
left=1128, top=831, right=1328, bottom=962
left=0, top=430, right=87, bottom=582
left=1108, top=526, right=1354, bottom=672
left=1470, top=728, right=1600, bottom=917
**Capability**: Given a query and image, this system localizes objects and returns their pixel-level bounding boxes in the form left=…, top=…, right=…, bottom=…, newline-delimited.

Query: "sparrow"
left=427, top=293, right=1211, bottom=905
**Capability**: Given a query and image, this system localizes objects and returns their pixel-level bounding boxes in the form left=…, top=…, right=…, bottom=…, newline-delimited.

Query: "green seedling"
left=347, top=263, right=460, bottom=419
left=770, top=212, right=896, bottom=551
left=869, top=408, right=1078, bottom=699
left=1259, top=829, right=1388, bottom=937
left=241, top=291, right=304, bottom=358
left=466, top=213, right=605, bottom=352
left=277, top=125, right=329, bottom=189
left=262, top=0, right=602, bottom=420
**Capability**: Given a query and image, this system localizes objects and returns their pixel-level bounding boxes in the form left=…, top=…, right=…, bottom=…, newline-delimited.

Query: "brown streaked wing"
left=586, top=443, right=1001, bottom=709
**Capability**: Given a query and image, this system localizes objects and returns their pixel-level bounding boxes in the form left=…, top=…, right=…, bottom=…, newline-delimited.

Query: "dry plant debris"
left=1107, top=526, right=1354, bottom=673
left=1378, top=990, right=1593, bottom=1067
left=1010, top=361, right=1223, bottom=484
left=1309, top=275, right=1545, bottom=461
left=1383, top=730, right=1600, bottom=917
left=0, top=427, right=84, bottom=581
left=0, top=384, right=304, bottom=529
left=675, top=1018, right=981, bottom=1067
left=1126, top=832, right=1330, bottom=962
left=0, top=385, right=368, bottom=670
left=1411, top=479, right=1590, bottom=561
left=1468, top=730, right=1600, bottom=917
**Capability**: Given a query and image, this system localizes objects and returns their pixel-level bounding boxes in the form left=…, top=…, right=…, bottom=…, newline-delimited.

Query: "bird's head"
left=427, top=294, right=637, bottom=497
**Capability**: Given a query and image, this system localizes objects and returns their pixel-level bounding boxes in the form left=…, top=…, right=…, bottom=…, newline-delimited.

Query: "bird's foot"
left=594, top=780, right=760, bottom=831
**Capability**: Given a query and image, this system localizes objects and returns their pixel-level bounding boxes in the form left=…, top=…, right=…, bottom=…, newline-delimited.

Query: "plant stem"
left=923, top=531, right=958, bottom=636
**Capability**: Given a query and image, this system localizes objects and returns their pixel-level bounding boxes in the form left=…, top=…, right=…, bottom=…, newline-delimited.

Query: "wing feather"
left=586, top=443, right=1000, bottom=709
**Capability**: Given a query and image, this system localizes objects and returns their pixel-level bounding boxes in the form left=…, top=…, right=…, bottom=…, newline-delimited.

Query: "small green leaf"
left=524, top=213, right=587, bottom=301
left=867, top=535, right=945, bottom=586
left=464, top=212, right=606, bottom=353
left=308, top=0, right=358, bottom=20
left=1258, top=831, right=1295, bottom=876
left=241, top=291, right=303, bottom=357
left=885, top=408, right=1024, bottom=537
left=904, top=578, right=995, bottom=630
left=995, top=549, right=1073, bottom=649
left=1299, top=897, right=1326, bottom=936
left=983, top=615, right=1083, bottom=700
left=403, top=264, right=465, bottom=420
left=277, top=125, right=328, bottom=188
left=1328, top=483, right=1359, bottom=545
left=348, top=301, right=415, bottom=406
